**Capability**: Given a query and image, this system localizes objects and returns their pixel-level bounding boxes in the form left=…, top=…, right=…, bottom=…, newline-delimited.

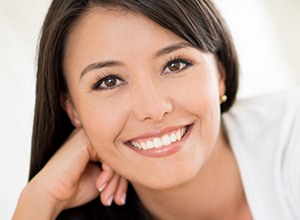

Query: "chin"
left=131, top=153, right=206, bottom=191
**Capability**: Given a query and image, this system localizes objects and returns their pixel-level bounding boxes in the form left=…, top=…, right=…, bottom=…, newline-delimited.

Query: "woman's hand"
left=13, top=128, right=128, bottom=219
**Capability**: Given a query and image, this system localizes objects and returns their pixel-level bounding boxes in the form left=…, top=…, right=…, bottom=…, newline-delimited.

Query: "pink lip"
left=125, top=124, right=193, bottom=158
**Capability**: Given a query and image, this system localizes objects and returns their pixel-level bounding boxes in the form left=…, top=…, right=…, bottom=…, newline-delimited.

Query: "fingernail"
left=98, top=183, right=107, bottom=192
left=121, top=193, right=127, bottom=205
left=107, top=195, right=114, bottom=206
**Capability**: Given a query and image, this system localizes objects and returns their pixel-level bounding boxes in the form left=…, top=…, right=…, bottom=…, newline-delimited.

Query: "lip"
left=125, top=124, right=193, bottom=157
left=127, top=124, right=190, bottom=142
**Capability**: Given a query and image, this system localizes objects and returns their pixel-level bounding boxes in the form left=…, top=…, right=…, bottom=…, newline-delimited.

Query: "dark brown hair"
left=30, top=0, right=239, bottom=219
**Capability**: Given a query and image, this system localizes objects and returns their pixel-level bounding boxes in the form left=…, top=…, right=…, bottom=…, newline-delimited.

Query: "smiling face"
left=63, top=7, right=226, bottom=190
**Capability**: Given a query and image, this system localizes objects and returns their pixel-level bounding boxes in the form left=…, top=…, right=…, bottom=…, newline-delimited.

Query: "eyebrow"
left=80, top=60, right=122, bottom=79
left=80, top=41, right=194, bottom=79
left=155, top=41, right=194, bottom=57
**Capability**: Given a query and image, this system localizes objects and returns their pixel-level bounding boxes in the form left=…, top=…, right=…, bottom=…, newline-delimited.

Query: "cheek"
left=169, top=71, right=221, bottom=148
left=169, top=71, right=220, bottom=117
left=77, top=95, right=130, bottom=154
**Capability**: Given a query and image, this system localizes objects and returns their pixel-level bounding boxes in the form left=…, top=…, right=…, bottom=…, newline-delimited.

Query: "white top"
left=222, top=89, right=300, bottom=220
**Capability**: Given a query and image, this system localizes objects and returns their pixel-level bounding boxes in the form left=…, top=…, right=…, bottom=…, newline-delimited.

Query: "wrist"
left=13, top=180, right=64, bottom=220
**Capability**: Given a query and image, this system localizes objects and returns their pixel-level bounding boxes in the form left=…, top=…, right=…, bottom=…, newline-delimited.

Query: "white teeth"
left=146, top=140, right=154, bottom=149
left=170, top=133, right=177, bottom=143
left=176, top=130, right=181, bottom=140
left=162, top=135, right=171, bottom=146
left=153, top=138, right=163, bottom=148
left=140, top=142, right=147, bottom=150
left=132, top=142, right=140, bottom=148
left=135, top=142, right=142, bottom=149
left=130, top=127, right=188, bottom=151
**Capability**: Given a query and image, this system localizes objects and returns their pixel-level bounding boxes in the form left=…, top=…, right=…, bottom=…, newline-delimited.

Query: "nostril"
left=133, top=97, right=173, bottom=122
left=131, top=81, right=174, bottom=122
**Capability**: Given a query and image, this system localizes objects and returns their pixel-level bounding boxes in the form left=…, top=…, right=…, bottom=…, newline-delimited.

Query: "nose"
left=132, top=80, right=173, bottom=122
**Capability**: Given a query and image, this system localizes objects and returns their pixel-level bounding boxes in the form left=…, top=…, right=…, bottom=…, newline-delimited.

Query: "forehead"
left=64, top=7, right=182, bottom=58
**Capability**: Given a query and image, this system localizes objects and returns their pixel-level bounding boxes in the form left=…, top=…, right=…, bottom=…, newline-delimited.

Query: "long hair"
left=30, top=0, right=239, bottom=219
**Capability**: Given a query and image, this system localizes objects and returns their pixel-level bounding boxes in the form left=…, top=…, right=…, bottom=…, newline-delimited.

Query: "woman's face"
left=63, top=7, right=225, bottom=189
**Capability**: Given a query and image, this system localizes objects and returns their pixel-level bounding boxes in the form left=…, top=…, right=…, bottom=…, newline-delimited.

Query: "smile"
left=128, top=125, right=190, bottom=151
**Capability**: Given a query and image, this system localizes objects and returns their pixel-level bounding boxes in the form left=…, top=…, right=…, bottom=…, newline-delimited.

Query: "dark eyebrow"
left=80, top=60, right=122, bottom=79
left=155, top=41, right=195, bottom=57
left=80, top=42, right=194, bottom=79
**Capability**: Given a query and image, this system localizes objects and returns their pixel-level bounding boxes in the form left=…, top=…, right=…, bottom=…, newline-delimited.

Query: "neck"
left=132, top=128, right=249, bottom=220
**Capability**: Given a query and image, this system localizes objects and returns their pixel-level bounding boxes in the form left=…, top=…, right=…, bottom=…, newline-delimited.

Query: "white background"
left=1, top=0, right=300, bottom=219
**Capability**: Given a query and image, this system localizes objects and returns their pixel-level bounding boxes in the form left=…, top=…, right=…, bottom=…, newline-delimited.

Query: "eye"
left=92, top=74, right=125, bottom=90
left=163, top=58, right=193, bottom=74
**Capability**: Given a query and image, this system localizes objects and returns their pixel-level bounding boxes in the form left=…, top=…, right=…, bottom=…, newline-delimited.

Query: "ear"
left=60, top=93, right=81, bottom=127
left=217, top=61, right=226, bottom=96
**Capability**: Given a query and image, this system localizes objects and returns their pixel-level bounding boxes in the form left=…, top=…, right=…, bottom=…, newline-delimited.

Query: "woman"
left=13, top=0, right=300, bottom=219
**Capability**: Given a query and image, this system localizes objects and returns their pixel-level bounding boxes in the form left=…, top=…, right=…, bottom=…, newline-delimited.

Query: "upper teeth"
left=130, top=127, right=187, bottom=150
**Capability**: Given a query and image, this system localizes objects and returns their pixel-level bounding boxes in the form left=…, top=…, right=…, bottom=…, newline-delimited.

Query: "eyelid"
left=162, top=56, right=193, bottom=74
left=92, top=74, right=125, bottom=91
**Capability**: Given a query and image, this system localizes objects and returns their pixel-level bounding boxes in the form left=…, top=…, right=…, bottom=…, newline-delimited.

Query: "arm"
left=13, top=128, right=127, bottom=219
left=13, top=177, right=63, bottom=220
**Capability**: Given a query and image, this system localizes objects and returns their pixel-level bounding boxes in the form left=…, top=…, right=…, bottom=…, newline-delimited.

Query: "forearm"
left=13, top=181, right=63, bottom=220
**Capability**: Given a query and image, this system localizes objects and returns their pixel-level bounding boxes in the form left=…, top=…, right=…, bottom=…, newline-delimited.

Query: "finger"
left=100, top=173, right=120, bottom=206
left=113, top=176, right=128, bottom=206
left=95, top=163, right=114, bottom=192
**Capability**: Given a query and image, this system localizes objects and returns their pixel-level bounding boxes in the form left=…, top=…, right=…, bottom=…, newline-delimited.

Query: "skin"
left=13, top=128, right=128, bottom=219
left=14, top=7, right=252, bottom=220
left=64, top=7, right=224, bottom=189
left=63, top=7, right=252, bottom=220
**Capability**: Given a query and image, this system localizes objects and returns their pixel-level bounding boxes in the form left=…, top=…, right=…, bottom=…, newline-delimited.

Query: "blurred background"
left=0, top=0, right=299, bottom=219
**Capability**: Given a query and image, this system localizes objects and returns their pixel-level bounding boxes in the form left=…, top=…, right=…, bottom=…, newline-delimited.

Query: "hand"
left=96, top=162, right=128, bottom=206
left=13, top=128, right=128, bottom=219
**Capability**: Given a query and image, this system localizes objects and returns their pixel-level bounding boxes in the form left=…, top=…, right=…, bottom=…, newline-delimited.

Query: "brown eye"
left=104, top=77, right=117, bottom=87
left=163, top=58, right=193, bottom=74
left=92, top=75, right=125, bottom=90
left=169, top=62, right=181, bottom=72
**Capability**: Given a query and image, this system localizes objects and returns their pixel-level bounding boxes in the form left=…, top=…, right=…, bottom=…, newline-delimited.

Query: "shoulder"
left=223, top=89, right=300, bottom=131
left=222, top=88, right=300, bottom=159
left=222, top=89, right=300, bottom=219
left=222, top=89, right=300, bottom=145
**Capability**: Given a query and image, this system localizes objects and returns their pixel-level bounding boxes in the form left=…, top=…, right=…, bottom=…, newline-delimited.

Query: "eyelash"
left=92, top=73, right=125, bottom=91
left=162, top=55, right=193, bottom=74
left=92, top=56, right=193, bottom=91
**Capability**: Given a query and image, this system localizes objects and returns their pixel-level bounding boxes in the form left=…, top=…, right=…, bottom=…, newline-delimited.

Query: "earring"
left=220, top=95, right=227, bottom=103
